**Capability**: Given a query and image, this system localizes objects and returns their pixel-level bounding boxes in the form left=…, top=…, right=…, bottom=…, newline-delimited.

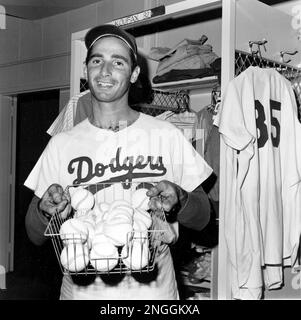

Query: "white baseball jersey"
left=25, top=112, right=212, bottom=300
left=215, top=66, right=301, bottom=299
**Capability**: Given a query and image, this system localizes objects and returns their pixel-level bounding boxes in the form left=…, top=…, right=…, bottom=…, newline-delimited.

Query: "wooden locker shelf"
left=151, top=76, right=219, bottom=92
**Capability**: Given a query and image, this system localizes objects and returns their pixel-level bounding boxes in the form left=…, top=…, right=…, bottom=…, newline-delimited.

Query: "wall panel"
left=19, top=20, right=42, bottom=60
left=42, top=13, right=70, bottom=56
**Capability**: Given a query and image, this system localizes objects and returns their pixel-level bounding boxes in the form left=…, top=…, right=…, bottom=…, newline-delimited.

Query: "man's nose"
left=100, top=62, right=112, bottom=76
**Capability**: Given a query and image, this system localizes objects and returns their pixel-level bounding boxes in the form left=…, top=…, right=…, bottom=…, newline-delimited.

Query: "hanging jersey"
left=215, top=66, right=301, bottom=299
left=47, top=90, right=90, bottom=136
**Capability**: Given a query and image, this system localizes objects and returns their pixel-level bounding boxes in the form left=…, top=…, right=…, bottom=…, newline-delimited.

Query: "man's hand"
left=146, top=180, right=181, bottom=213
left=38, top=183, right=71, bottom=220
left=147, top=180, right=188, bottom=244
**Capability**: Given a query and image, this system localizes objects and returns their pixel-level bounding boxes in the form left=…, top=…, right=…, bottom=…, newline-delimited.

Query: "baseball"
left=99, top=202, right=110, bottom=213
left=105, top=208, right=133, bottom=225
left=91, top=234, right=110, bottom=246
left=77, top=210, right=96, bottom=225
left=94, top=221, right=105, bottom=236
left=107, top=199, right=132, bottom=213
left=132, top=219, right=148, bottom=244
left=93, top=202, right=106, bottom=224
left=133, top=218, right=148, bottom=231
left=103, top=199, right=133, bottom=221
left=71, top=187, right=95, bottom=211
left=76, top=209, right=95, bottom=222
left=60, top=243, right=90, bottom=272
left=133, top=208, right=152, bottom=229
left=103, top=222, right=133, bottom=247
left=121, top=239, right=149, bottom=270
left=131, top=188, right=150, bottom=211
left=82, top=219, right=95, bottom=249
left=59, top=218, right=89, bottom=245
left=90, top=240, right=119, bottom=272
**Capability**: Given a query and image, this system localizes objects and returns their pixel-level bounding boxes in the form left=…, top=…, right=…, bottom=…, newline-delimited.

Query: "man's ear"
left=83, top=65, right=88, bottom=80
left=130, top=66, right=140, bottom=84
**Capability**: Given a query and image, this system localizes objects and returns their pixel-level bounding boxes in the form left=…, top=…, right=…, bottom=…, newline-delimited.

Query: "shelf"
left=151, top=76, right=219, bottom=92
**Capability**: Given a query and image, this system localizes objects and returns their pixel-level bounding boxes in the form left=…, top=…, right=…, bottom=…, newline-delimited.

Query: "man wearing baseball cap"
left=85, top=24, right=138, bottom=62
left=24, top=24, right=213, bottom=300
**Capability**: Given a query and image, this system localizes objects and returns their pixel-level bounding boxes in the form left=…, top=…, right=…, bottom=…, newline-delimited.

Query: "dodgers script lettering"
left=68, top=147, right=167, bottom=186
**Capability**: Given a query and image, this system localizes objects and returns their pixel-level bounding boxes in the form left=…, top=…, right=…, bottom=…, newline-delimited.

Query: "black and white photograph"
left=0, top=0, right=300, bottom=308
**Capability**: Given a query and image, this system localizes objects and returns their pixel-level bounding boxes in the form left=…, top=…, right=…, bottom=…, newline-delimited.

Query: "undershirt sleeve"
left=177, top=183, right=211, bottom=231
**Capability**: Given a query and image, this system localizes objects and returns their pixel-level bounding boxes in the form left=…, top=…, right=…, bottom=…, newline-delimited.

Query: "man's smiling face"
left=86, top=36, right=140, bottom=104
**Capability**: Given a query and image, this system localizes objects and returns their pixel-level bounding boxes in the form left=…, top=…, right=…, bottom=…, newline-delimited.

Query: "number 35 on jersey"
left=255, top=99, right=281, bottom=149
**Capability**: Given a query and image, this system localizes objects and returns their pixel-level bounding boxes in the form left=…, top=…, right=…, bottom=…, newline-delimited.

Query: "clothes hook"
left=249, top=39, right=268, bottom=59
left=280, top=50, right=298, bottom=64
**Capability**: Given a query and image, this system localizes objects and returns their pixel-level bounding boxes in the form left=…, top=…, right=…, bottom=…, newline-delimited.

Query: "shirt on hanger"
left=156, top=110, right=197, bottom=144
left=197, top=108, right=220, bottom=203
left=47, top=90, right=91, bottom=136
left=215, top=66, right=301, bottom=299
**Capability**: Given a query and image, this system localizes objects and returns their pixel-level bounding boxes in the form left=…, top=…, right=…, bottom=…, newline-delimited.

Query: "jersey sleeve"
left=24, top=135, right=62, bottom=198
left=171, top=126, right=213, bottom=192
left=282, top=80, right=301, bottom=187
left=216, top=78, right=255, bottom=152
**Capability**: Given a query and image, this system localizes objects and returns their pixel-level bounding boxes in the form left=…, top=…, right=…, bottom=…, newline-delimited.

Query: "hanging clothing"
left=47, top=90, right=91, bottom=136
left=197, top=108, right=220, bottom=203
left=156, top=110, right=197, bottom=144
left=214, top=66, right=301, bottom=299
left=196, top=107, right=213, bottom=157
left=48, top=91, right=196, bottom=138
left=148, top=38, right=219, bottom=84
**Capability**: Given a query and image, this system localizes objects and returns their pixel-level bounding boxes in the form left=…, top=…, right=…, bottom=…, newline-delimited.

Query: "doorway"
left=7, top=89, right=61, bottom=299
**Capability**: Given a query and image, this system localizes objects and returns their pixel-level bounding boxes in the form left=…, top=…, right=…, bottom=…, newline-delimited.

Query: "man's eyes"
left=113, top=60, right=125, bottom=67
left=90, top=58, right=102, bottom=65
left=89, top=58, right=125, bottom=67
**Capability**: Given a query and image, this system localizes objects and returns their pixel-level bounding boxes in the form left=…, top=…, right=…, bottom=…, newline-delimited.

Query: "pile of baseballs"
left=59, top=187, right=153, bottom=273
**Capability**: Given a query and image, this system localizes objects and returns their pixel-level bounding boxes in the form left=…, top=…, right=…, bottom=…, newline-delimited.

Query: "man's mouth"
left=96, top=80, right=114, bottom=88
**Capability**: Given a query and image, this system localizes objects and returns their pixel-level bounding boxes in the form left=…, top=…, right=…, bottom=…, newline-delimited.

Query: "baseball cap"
left=85, top=24, right=138, bottom=61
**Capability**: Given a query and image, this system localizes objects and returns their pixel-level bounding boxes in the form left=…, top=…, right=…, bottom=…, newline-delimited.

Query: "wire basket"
left=44, top=181, right=171, bottom=276
left=151, top=89, right=189, bottom=112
